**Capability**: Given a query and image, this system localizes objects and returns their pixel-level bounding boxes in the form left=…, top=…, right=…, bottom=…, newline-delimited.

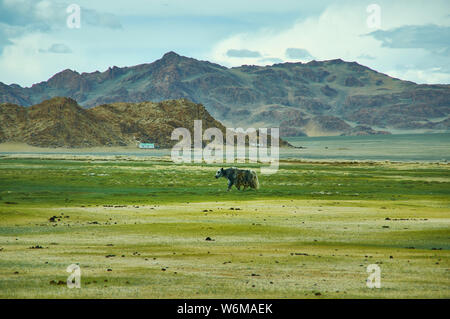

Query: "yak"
left=215, top=167, right=259, bottom=191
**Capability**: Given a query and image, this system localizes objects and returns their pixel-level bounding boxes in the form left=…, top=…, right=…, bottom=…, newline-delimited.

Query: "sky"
left=0, top=0, right=449, bottom=87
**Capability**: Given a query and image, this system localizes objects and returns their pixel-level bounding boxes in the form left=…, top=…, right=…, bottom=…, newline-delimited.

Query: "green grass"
left=0, top=157, right=449, bottom=298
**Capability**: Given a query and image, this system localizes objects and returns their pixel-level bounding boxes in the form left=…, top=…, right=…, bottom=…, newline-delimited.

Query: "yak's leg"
left=227, top=180, right=234, bottom=191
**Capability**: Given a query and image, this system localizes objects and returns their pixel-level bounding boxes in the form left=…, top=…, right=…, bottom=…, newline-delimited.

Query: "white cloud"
left=0, top=34, right=50, bottom=85
left=0, top=0, right=449, bottom=86
left=226, top=49, right=261, bottom=58
left=208, top=0, right=450, bottom=83
left=387, top=68, right=450, bottom=85
left=39, top=43, right=72, bottom=54
left=209, top=3, right=376, bottom=65
left=0, top=33, right=87, bottom=85
left=285, top=48, right=313, bottom=59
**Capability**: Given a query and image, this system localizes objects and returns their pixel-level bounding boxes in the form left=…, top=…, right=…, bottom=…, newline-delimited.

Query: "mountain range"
left=1, top=51, right=449, bottom=137
left=0, top=97, right=287, bottom=148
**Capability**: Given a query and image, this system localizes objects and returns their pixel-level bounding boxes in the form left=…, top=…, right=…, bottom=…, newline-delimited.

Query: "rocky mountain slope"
left=0, top=97, right=287, bottom=148
left=1, top=52, right=449, bottom=136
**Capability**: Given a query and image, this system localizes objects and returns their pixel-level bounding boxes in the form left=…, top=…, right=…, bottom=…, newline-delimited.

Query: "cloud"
left=0, top=0, right=122, bottom=52
left=226, top=49, right=261, bottom=57
left=259, top=57, right=284, bottom=64
left=209, top=0, right=450, bottom=83
left=210, top=2, right=380, bottom=66
left=357, top=54, right=376, bottom=60
left=285, top=48, right=313, bottom=59
left=83, top=8, right=123, bottom=29
left=387, top=67, right=450, bottom=84
left=368, top=24, right=450, bottom=55
left=0, top=27, right=13, bottom=54
left=39, top=43, right=72, bottom=54
left=1, top=0, right=450, bottom=86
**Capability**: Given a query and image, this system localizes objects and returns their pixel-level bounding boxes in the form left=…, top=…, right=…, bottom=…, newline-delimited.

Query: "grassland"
left=0, top=155, right=449, bottom=298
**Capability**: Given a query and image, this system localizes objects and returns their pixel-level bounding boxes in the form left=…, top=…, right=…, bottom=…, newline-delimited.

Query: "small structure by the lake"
left=138, top=142, right=155, bottom=149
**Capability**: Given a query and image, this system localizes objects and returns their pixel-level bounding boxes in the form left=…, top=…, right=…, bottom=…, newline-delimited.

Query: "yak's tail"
left=250, top=171, right=259, bottom=190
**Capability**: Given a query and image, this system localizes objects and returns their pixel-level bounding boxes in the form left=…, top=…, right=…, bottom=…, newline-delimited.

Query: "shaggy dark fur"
left=215, top=167, right=259, bottom=191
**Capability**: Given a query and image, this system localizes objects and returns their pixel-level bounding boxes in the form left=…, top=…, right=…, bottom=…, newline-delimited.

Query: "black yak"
left=215, top=167, right=259, bottom=191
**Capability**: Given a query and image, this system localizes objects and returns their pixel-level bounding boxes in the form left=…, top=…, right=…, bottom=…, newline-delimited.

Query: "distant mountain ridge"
left=0, top=97, right=222, bottom=148
left=1, top=51, right=449, bottom=136
left=0, top=97, right=289, bottom=148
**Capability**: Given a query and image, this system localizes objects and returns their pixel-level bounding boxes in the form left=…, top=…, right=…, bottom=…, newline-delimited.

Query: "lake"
left=1, top=133, right=449, bottom=162
left=283, top=133, right=450, bottom=162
